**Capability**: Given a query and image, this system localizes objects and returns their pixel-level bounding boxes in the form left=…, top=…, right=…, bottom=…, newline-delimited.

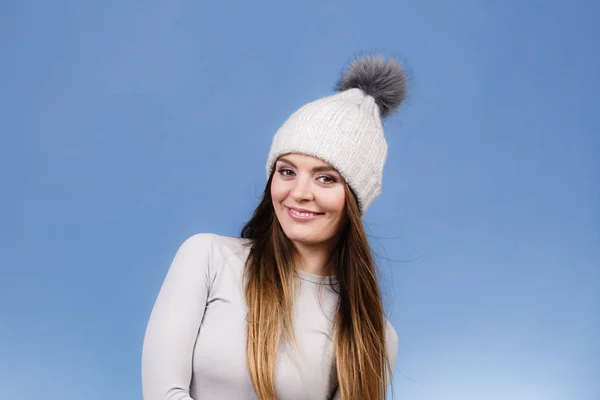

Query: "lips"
left=285, top=206, right=323, bottom=221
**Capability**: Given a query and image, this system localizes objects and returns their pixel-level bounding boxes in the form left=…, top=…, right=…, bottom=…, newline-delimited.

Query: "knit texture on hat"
left=266, top=55, right=407, bottom=213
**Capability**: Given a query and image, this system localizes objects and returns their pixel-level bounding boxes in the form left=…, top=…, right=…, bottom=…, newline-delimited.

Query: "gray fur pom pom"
left=336, top=55, right=407, bottom=118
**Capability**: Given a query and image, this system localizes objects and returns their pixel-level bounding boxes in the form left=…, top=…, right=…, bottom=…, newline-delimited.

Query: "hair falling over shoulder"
left=240, top=175, right=393, bottom=400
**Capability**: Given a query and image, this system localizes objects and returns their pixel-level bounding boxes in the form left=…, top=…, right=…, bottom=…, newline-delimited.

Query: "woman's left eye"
left=318, top=175, right=336, bottom=184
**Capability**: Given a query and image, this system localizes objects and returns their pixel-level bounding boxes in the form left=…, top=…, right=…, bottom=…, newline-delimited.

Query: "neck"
left=292, top=241, right=333, bottom=276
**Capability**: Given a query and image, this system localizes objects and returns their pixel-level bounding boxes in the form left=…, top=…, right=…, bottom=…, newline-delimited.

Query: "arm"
left=141, top=234, right=216, bottom=400
left=330, top=319, right=399, bottom=400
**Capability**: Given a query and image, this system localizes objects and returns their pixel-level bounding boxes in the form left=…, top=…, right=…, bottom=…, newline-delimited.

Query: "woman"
left=142, top=55, right=408, bottom=399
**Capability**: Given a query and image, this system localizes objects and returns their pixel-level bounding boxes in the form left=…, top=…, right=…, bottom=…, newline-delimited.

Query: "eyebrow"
left=277, top=157, right=339, bottom=174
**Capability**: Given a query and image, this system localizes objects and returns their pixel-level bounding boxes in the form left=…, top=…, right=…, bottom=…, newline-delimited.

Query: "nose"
left=290, top=175, right=314, bottom=202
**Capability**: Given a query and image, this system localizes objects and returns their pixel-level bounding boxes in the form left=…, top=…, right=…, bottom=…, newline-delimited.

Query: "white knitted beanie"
left=266, top=55, right=407, bottom=213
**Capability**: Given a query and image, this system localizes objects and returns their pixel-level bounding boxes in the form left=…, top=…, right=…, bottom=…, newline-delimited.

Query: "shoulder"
left=178, top=232, right=248, bottom=249
left=165, top=233, right=250, bottom=287
left=175, top=233, right=251, bottom=266
left=385, top=318, right=398, bottom=345
left=384, top=318, right=399, bottom=364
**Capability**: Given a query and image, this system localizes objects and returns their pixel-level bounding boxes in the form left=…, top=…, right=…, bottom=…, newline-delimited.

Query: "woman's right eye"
left=278, top=168, right=294, bottom=176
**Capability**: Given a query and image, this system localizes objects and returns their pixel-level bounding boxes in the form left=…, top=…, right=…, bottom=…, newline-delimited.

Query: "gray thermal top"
left=141, top=233, right=398, bottom=399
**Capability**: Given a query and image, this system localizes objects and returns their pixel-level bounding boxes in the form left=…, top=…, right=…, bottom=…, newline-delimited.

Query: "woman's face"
left=271, top=153, right=347, bottom=247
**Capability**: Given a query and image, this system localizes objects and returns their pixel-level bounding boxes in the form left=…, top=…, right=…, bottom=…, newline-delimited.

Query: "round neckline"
left=295, top=268, right=338, bottom=285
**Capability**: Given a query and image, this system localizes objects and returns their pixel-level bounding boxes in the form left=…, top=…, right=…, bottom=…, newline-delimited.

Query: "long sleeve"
left=141, top=234, right=217, bottom=400
left=330, top=319, right=399, bottom=400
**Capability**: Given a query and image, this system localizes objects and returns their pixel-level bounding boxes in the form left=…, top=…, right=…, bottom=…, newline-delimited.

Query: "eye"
left=278, top=167, right=295, bottom=177
left=317, top=175, right=337, bottom=184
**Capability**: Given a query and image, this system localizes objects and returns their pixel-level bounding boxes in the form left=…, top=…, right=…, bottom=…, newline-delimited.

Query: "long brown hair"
left=241, top=172, right=393, bottom=399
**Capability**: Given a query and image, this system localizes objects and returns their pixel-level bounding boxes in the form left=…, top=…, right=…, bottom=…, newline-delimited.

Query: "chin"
left=281, top=224, right=334, bottom=246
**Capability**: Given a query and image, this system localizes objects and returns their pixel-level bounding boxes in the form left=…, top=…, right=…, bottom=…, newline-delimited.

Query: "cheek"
left=321, top=188, right=346, bottom=217
left=270, top=178, right=286, bottom=203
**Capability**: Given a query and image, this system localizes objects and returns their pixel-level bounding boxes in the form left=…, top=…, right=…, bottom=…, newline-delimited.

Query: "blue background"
left=1, top=0, right=598, bottom=398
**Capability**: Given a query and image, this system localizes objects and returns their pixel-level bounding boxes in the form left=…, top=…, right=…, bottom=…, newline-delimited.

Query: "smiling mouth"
left=285, top=206, right=324, bottom=218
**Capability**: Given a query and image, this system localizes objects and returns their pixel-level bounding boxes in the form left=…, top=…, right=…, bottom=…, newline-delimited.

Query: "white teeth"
left=291, top=209, right=316, bottom=217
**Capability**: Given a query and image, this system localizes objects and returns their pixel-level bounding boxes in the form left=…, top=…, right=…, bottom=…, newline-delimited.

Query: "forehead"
left=277, top=153, right=333, bottom=168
